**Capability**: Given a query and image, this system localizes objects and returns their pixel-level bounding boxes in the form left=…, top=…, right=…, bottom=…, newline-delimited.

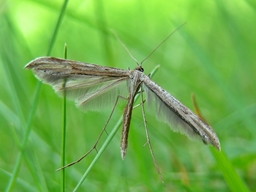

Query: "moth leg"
left=56, top=95, right=128, bottom=171
left=132, top=90, right=145, bottom=109
left=140, top=87, right=164, bottom=185
left=135, top=89, right=144, bottom=94
left=132, top=99, right=146, bottom=109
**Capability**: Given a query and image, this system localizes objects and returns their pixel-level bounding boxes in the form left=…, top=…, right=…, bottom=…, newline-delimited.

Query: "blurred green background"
left=1, top=0, right=255, bottom=191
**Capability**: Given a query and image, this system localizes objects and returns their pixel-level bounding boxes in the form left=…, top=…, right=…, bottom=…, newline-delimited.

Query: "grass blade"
left=5, top=0, right=69, bottom=191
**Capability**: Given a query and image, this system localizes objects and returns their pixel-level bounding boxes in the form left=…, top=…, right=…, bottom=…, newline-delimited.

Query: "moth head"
left=135, top=66, right=144, bottom=72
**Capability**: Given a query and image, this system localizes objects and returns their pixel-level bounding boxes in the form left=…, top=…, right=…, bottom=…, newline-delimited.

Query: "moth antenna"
left=140, top=22, right=187, bottom=66
left=111, top=29, right=140, bottom=66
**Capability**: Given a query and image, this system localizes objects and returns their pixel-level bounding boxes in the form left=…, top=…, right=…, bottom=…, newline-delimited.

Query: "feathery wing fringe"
left=144, top=85, right=201, bottom=139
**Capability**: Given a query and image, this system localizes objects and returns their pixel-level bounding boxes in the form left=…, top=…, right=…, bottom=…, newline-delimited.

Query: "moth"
left=25, top=56, right=221, bottom=162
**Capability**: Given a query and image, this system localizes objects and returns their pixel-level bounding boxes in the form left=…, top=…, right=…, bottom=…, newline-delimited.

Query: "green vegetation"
left=0, top=0, right=255, bottom=191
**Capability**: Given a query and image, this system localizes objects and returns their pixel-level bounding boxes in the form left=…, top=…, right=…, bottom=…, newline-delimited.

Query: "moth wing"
left=142, top=76, right=220, bottom=150
left=25, top=57, right=129, bottom=111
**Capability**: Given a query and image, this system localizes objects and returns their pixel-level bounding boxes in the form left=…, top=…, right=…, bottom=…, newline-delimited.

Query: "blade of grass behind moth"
left=61, top=44, right=68, bottom=192
left=73, top=65, right=160, bottom=191
left=3, top=51, right=41, bottom=191
left=191, top=93, right=206, bottom=123
left=191, top=94, right=249, bottom=192
left=6, top=1, right=70, bottom=191
left=211, top=149, right=250, bottom=192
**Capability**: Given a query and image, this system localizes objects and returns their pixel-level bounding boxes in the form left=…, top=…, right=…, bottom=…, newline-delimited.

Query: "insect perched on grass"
left=25, top=26, right=220, bottom=174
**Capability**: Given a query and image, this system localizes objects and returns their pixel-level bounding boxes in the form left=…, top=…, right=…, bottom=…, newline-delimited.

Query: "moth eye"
left=136, top=67, right=144, bottom=72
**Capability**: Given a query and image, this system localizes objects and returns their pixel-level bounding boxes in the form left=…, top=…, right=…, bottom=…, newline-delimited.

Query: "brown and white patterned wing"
left=25, top=57, right=130, bottom=111
left=142, top=75, right=220, bottom=150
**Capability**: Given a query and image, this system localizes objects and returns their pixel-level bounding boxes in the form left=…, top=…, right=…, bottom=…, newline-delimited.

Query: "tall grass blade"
left=6, top=0, right=69, bottom=191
